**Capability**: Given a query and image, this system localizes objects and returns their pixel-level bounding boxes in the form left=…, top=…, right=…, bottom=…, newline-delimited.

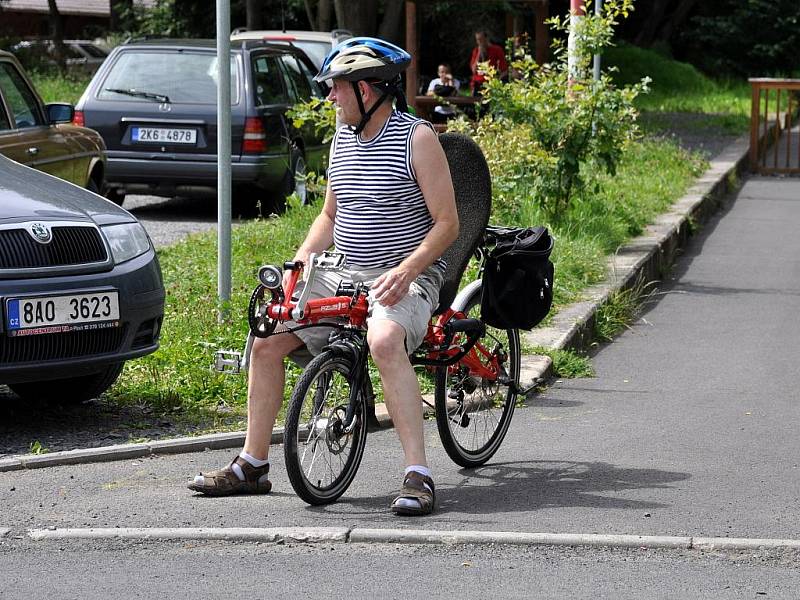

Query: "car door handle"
left=26, top=147, right=39, bottom=156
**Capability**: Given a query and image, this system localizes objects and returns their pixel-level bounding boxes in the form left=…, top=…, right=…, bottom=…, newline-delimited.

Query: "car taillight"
left=72, top=110, right=85, bottom=127
left=243, top=117, right=267, bottom=154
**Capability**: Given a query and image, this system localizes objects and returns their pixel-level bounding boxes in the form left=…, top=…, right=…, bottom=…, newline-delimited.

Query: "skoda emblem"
left=29, top=222, right=52, bottom=244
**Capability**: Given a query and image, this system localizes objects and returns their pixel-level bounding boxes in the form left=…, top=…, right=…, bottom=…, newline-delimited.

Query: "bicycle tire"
left=284, top=350, right=368, bottom=505
left=434, top=284, right=521, bottom=467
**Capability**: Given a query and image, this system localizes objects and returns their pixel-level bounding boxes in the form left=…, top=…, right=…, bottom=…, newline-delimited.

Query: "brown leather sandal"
left=187, top=456, right=272, bottom=496
left=390, top=471, right=436, bottom=516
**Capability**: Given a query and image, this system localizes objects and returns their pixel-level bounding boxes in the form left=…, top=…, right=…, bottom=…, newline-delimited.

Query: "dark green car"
left=0, top=49, right=106, bottom=193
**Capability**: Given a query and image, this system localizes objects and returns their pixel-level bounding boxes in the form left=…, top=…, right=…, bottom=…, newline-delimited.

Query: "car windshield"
left=97, top=51, right=239, bottom=104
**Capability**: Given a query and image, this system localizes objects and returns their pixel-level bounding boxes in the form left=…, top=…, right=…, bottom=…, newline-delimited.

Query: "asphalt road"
left=1, top=539, right=797, bottom=599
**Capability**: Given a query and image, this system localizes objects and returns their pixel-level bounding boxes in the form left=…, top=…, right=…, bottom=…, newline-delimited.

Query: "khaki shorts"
left=286, top=264, right=444, bottom=365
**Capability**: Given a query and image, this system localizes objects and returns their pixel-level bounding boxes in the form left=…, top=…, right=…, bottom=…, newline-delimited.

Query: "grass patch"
left=533, top=348, right=595, bottom=379
left=604, top=43, right=750, bottom=118
left=594, top=277, right=656, bottom=342
left=109, top=204, right=319, bottom=419
left=28, top=70, right=92, bottom=105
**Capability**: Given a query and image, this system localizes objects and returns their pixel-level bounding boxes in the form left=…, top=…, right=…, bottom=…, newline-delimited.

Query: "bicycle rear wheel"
left=435, top=285, right=521, bottom=467
left=284, top=350, right=368, bottom=505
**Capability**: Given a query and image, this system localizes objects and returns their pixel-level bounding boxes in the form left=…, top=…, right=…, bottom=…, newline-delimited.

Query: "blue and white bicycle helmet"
left=314, top=36, right=412, bottom=134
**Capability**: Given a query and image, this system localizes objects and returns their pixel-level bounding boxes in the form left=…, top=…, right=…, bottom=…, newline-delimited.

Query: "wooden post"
left=405, top=0, right=418, bottom=111
left=535, top=0, right=549, bottom=65
left=749, top=79, right=760, bottom=172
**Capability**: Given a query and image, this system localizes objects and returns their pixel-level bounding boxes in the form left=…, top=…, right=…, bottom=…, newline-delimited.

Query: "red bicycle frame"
left=264, top=262, right=500, bottom=383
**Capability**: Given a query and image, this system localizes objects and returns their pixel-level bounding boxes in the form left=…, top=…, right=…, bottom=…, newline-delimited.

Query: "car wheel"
left=8, top=363, right=125, bottom=405
left=290, top=151, right=308, bottom=205
left=105, top=188, right=126, bottom=206
left=86, top=177, right=102, bottom=195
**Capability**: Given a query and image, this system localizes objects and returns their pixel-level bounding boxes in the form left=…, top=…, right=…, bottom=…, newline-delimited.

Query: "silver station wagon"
left=0, top=154, right=165, bottom=404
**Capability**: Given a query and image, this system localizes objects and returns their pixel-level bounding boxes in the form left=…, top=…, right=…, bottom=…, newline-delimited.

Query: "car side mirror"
left=46, top=103, right=74, bottom=124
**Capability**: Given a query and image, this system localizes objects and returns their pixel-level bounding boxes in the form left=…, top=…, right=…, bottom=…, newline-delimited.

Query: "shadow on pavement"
left=295, top=459, right=690, bottom=518
left=438, top=460, right=690, bottom=516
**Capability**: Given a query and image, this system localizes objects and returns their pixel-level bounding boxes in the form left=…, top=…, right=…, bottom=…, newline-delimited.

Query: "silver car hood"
left=0, top=154, right=134, bottom=226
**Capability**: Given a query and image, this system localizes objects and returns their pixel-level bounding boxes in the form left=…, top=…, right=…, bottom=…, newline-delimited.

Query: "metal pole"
left=593, top=0, right=603, bottom=82
left=216, top=0, right=232, bottom=322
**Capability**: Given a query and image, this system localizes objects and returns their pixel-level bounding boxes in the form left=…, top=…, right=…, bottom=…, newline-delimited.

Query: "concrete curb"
left=21, top=526, right=800, bottom=551
left=27, top=527, right=349, bottom=543
left=349, top=528, right=692, bottom=548
left=0, top=135, right=750, bottom=473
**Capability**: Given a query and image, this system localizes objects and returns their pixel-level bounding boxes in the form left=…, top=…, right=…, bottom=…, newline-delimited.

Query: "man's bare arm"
left=282, top=185, right=337, bottom=288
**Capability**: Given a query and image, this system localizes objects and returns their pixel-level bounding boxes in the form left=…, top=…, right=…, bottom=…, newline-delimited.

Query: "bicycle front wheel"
left=435, top=285, right=521, bottom=467
left=284, top=350, right=368, bottom=505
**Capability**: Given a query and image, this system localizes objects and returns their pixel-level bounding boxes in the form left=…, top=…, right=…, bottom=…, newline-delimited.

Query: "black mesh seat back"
left=434, top=132, right=492, bottom=314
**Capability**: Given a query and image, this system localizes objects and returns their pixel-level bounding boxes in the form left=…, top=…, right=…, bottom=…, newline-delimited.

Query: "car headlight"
left=102, top=222, right=152, bottom=264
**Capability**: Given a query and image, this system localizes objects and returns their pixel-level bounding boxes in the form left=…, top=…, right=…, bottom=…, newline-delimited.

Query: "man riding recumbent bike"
left=215, top=133, right=554, bottom=506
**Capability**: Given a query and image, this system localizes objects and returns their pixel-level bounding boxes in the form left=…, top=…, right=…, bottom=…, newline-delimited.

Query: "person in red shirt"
left=469, top=30, right=508, bottom=95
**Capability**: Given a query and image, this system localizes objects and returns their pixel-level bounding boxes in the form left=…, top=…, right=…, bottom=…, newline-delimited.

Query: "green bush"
left=474, top=0, right=648, bottom=217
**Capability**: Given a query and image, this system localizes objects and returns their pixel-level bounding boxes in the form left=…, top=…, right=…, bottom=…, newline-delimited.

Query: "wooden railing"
left=749, top=78, right=800, bottom=175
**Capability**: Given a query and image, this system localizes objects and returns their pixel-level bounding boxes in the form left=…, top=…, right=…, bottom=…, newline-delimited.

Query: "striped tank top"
left=328, top=111, right=440, bottom=270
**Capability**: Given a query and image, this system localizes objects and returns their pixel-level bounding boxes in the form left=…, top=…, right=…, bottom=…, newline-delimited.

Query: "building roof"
left=2, top=0, right=156, bottom=17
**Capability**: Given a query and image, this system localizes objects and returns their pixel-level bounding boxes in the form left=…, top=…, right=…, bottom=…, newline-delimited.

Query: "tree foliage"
left=466, top=0, right=647, bottom=217
left=677, top=0, right=800, bottom=77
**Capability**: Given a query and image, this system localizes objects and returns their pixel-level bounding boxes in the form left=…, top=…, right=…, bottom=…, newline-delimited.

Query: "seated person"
left=469, top=30, right=508, bottom=96
left=426, top=63, right=460, bottom=123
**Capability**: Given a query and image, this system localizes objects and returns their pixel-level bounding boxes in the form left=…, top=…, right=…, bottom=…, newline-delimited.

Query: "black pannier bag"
left=480, top=226, right=555, bottom=330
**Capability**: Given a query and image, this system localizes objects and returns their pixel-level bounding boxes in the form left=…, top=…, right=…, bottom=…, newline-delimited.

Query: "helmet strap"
left=351, top=81, right=390, bottom=136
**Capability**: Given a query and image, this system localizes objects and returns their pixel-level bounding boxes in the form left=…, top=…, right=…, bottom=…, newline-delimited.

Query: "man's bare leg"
left=243, top=332, right=304, bottom=461
left=367, top=320, right=427, bottom=467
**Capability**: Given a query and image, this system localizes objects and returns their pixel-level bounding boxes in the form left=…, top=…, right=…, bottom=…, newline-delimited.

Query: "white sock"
left=396, top=465, right=432, bottom=509
left=405, top=465, right=431, bottom=479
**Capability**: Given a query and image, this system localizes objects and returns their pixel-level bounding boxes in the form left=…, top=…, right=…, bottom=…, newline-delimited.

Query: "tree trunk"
left=334, top=0, right=377, bottom=36
left=246, top=0, right=263, bottom=30
left=318, top=0, right=331, bottom=31
left=378, top=0, right=405, bottom=45
left=47, top=0, right=67, bottom=74
left=657, top=0, right=701, bottom=44
left=304, top=0, right=332, bottom=30
left=304, top=0, right=317, bottom=29
left=633, top=0, right=670, bottom=47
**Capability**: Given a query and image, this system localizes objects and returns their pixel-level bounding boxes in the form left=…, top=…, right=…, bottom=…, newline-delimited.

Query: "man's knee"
left=368, top=321, right=408, bottom=366
left=250, top=334, right=302, bottom=366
